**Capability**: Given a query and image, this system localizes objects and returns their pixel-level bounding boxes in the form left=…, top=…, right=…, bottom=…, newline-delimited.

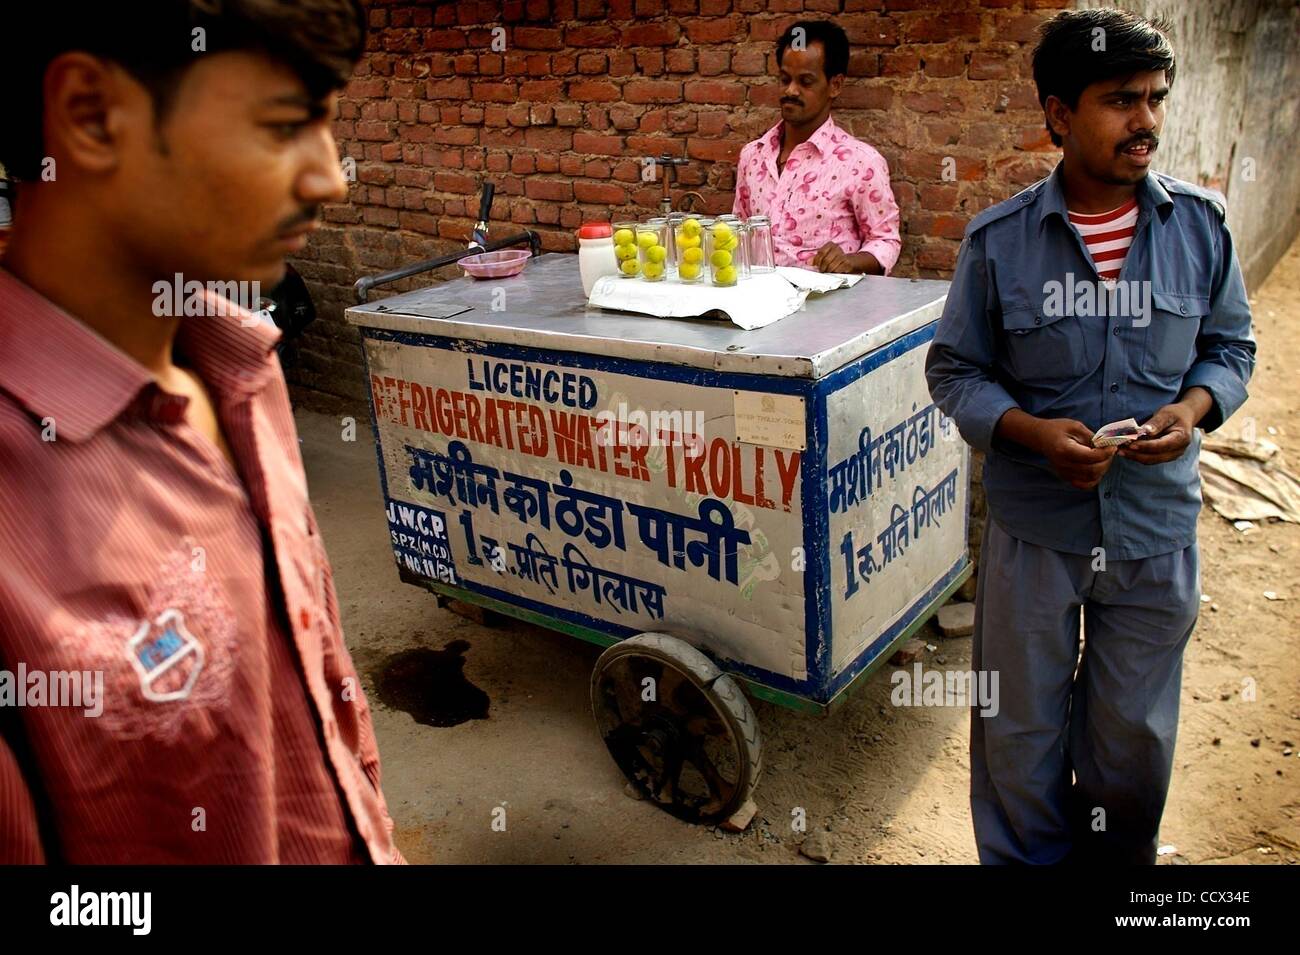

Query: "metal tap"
left=651, top=153, right=706, bottom=215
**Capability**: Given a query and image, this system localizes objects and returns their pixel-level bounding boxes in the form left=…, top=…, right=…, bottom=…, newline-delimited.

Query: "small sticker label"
left=733, top=391, right=806, bottom=451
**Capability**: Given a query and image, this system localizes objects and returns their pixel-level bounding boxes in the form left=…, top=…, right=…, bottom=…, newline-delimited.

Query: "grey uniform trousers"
left=970, top=516, right=1200, bottom=864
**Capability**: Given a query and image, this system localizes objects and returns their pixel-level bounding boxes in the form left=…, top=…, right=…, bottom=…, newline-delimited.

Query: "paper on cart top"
left=346, top=253, right=949, bottom=380
left=587, top=271, right=810, bottom=331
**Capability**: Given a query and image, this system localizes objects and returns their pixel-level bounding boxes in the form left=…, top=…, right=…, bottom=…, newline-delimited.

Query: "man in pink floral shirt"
left=733, top=20, right=901, bottom=275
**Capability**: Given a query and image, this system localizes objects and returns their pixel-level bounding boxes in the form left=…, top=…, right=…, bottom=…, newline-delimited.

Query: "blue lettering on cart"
left=840, top=468, right=958, bottom=599
left=466, top=359, right=598, bottom=410
left=827, top=402, right=954, bottom=514
left=386, top=497, right=457, bottom=584
left=407, top=441, right=752, bottom=585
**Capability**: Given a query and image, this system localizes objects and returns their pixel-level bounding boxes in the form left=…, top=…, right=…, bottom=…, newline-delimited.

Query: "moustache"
left=276, top=206, right=322, bottom=234
left=1117, top=134, right=1159, bottom=152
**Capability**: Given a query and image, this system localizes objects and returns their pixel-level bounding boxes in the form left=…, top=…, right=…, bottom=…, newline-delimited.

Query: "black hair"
left=1032, top=9, right=1176, bottom=146
left=776, top=20, right=850, bottom=80
left=0, top=0, right=367, bottom=181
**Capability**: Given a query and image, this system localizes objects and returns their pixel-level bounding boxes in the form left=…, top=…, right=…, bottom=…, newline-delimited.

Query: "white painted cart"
left=347, top=252, right=968, bottom=825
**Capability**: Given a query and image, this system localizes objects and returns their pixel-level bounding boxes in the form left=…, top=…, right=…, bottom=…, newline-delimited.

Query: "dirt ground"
left=298, top=237, right=1300, bottom=865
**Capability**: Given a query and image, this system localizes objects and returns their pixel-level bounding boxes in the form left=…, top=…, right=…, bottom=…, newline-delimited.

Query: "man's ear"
left=829, top=74, right=845, bottom=100
left=1044, top=94, right=1071, bottom=144
left=41, top=52, right=128, bottom=176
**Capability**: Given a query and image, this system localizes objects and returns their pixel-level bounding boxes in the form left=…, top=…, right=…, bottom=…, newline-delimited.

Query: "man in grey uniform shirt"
left=926, top=10, right=1256, bottom=863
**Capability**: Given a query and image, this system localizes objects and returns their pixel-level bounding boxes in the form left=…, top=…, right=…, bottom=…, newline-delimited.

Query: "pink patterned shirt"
left=733, top=115, right=901, bottom=274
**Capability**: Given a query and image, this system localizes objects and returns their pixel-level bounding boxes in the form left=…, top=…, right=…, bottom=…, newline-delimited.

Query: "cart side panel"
left=822, top=322, right=971, bottom=681
left=361, top=327, right=817, bottom=695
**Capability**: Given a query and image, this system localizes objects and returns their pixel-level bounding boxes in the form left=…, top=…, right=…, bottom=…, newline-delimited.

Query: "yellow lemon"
left=646, top=244, right=667, bottom=263
left=714, top=265, right=737, bottom=285
left=710, top=249, right=732, bottom=269
left=682, top=247, right=703, bottom=265
left=620, top=258, right=641, bottom=275
left=679, top=263, right=701, bottom=280
left=711, top=222, right=733, bottom=242
left=615, top=243, right=638, bottom=261
left=720, top=235, right=739, bottom=252
left=681, top=218, right=702, bottom=238
left=637, top=231, right=658, bottom=250
left=613, top=228, right=635, bottom=246
left=643, top=261, right=664, bottom=279
left=677, top=234, right=700, bottom=250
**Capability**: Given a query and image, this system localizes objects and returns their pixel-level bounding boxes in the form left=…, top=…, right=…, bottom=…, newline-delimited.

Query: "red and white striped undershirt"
left=1068, top=197, right=1138, bottom=284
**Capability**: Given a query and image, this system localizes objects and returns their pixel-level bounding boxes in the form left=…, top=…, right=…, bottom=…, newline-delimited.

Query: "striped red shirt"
left=0, top=267, right=403, bottom=863
left=1068, top=197, right=1139, bottom=283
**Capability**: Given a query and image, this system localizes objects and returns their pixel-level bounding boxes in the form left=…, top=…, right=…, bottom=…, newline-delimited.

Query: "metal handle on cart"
left=352, top=229, right=541, bottom=304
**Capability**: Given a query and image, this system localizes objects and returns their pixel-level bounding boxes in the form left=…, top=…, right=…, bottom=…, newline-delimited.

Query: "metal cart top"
left=345, top=253, right=950, bottom=379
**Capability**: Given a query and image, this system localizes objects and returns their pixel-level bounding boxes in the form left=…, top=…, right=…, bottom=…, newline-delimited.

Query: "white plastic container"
left=577, top=222, right=619, bottom=297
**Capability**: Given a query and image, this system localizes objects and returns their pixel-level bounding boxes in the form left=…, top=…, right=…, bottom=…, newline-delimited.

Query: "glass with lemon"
left=674, top=215, right=706, bottom=284
left=636, top=217, right=670, bottom=283
left=612, top=221, right=641, bottom=278
left=704, top=217, right=744, bottom=287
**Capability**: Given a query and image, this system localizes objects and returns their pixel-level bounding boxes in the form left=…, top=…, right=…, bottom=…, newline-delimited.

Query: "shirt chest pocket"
left=1143, top=291, right=1208, bottom=378
left=1000, top=304, right=1101, bottom=383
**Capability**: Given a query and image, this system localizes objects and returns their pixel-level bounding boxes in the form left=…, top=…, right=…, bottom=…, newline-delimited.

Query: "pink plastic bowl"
left=461, top=249, right=531, bottom=279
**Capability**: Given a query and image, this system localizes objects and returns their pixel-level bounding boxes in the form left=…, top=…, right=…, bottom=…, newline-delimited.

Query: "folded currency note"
left=1093, top=417, right=1143, bottom=448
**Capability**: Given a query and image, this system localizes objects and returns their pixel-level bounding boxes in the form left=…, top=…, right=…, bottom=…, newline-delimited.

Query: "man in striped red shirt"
left=0, top=1, right=404, bottom=863
left=927, top=11, right=1255, bottom=864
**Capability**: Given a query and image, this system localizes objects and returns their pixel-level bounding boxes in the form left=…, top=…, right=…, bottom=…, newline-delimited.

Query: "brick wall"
left=286, top=0, right=1073, bottom=404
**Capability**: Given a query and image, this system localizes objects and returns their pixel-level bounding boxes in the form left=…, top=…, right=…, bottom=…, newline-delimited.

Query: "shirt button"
left=1113, top=326, right=1121, bottom=336
left=1104, top=491, right=1113, bottom=499
left=300, top=608, right=311, bottom=630
left=1179, top=304, right=1187, bottom=314
left=1110, top=382, right=1119, bottom=393
left=1033, top=315, right=1042, bottom=325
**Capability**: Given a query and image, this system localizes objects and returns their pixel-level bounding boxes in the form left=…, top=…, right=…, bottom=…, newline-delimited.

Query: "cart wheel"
left=591, top=633, right=762, bottom=825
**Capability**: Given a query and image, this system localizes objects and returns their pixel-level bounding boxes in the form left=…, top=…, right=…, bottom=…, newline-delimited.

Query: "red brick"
left=513, top=26, right=563, bottom=49
left=970, top=52, right=1013, bottom=81
left=684, top=80, right=746, bottom=105
left=574, top=132, right=625, bottom=155
left=636, top=51, right=666, bottom=75
left=523, top=127, right=574, bottom=150
left=434, top=171, right=477, bottom=194
left=698, top=49, right=731, bottom=75
left=526, top=179, right=574, bottom=202
left=623, top=21, right=682, bottom=46
left=686, top=138, right=742, bottom=163
left=905, top=13, right=980, bottom=43
left=666, top=49, right=696, bottom=72
left=355, top=121, right=393, bottom=141
left=683, top=17, right=742, bottom=44
left=569, top=79, right=622, bottom=101
left=472, top=82, right=517, bottom=102
left=837, top=85, right=893, bottom=110
left=924, top=53, right=966, bottom=78
left=426, top=77, right=471, bottom=99
left=578, top=52, right=607, bottom=73
left=520, top=79, right=563, bottom=100
left=566, top=24, right=622, bottom=46
left=732, top=46, right=768, bottom=75
left=575, top=181, right=628, bottom=204
left=554, top=103, right=585, bottom=125
left=881, top=52, right=921, bottom=75
left=842, top=14, right=898, bottom=45
left=624, top=79, right=682, bottom=104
